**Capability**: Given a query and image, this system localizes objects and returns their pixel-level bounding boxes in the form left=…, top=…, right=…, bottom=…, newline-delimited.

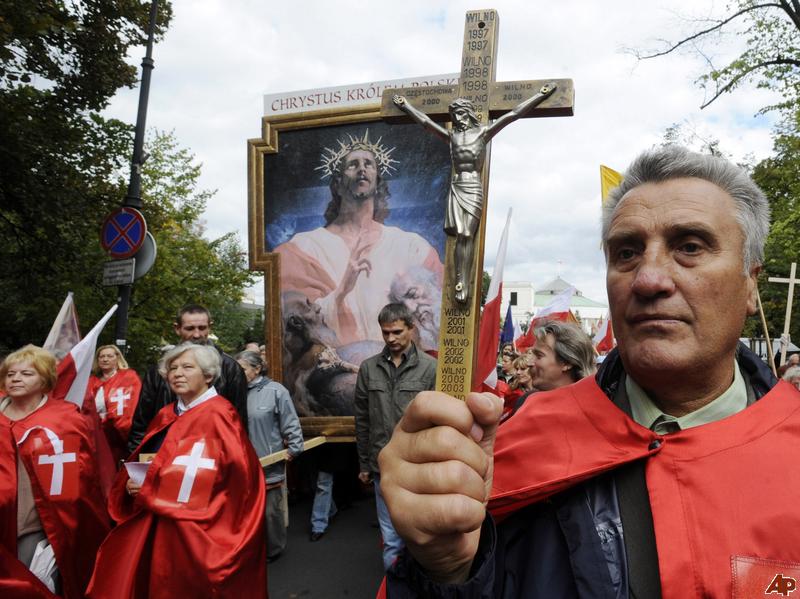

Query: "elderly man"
left=379, top=145, right=800, bottom=598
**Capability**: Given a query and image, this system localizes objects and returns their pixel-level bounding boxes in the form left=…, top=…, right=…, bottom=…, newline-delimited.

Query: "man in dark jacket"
left=378, top=146, right=800, bottom=598
left=354, top=302, right=436, bottom=571
left=127, top=304, right=248, bottom=453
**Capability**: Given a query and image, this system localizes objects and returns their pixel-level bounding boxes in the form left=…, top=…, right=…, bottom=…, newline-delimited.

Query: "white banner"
left=264, top=73, right=459, bottom=116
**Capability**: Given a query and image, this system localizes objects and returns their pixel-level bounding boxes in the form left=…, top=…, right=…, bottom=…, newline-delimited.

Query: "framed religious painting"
left=247, top=105, right=450, bottom=435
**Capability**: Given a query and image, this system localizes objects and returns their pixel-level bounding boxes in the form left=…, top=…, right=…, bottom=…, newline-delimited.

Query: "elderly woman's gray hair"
left=782, top=366, right=800, bottom=383
left=159, top=342, right=221, bottom=381
left=534, top=321, right=596, bottom=382
left=235, top=350, right=264, bottom=371
left=601, top=145, right=770, bottom=274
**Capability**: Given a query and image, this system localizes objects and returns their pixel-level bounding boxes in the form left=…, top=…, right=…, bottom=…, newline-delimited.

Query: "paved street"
left=268, top=490, right=386, bottom=598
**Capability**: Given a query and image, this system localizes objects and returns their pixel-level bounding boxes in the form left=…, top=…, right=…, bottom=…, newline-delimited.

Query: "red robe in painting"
left=87, top=395, right=267, bottom=599
left=88, top=368, right=142, bottom=463
left=490, top=376, right=800, bottom=599
left=0, top=399, right=110, bottom=599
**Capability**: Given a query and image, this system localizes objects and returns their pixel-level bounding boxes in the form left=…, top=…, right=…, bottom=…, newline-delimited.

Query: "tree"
left=481, top=270, right=491, bottom=306
left=632, top=1, right=800, bottom=117
left=744, top=110, right=800, bottom=351
left=0, top=1, right=173, bottom=352
left=121, top=131, right=257, bottom=368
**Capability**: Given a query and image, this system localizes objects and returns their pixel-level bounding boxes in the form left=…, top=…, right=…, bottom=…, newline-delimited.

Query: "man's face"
left=605, top=177, right=759, bottom=386
left=380, top=319, right=414, bottom=356
left=174, top=312, right=211, bottom=344
left=340, top=149, right=378, bottom=200
left=500, top=354, right=515, bottom=375
left=789, top=354, right=800, bottom=366
left=530, top=334, right=570, bottom=391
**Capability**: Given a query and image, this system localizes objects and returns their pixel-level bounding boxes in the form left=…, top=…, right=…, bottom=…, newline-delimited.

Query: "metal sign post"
left=111, top=0, right=159, bottom=354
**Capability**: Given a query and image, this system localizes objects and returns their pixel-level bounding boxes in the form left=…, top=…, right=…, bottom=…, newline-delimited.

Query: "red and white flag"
left=593, top=314, right=614, bottom=353
left=52, top=304, right=118, bottom=407
left=473, top=209, right=513, bottom=392
left=512, top=319, right=523, bottom=349
left=515, top=286, right=576, bottom=351
left=43, top=292, right=81, bottom=357
left=50, top=303, right=119, bottom=497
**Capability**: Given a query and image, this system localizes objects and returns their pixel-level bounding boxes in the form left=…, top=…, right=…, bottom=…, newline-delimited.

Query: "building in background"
left=502, top=276, right=607, bottom=335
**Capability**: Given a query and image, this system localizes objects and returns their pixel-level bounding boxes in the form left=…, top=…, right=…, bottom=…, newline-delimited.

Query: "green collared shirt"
left=381, top=343, right=414, bottom=381
left=627, top=361, right=747, bottom=435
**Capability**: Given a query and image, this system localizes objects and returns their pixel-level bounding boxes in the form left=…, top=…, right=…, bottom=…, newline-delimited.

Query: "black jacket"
left=386, top=345, right=777, bottom=598
left=127, top=345, right=249, bottom=453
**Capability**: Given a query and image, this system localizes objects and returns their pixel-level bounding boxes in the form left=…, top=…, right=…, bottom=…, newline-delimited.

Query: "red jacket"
left=88, top=369, right=142, bottom=463
left=87, top=395, right=267, bottom=598
left=491, top=376, right=800, bottom=598
left=0, top=399, right=110, bottom=599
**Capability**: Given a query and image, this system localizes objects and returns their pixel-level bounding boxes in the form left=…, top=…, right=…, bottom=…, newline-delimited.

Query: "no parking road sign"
left=101, top=207, right=147, bottom=259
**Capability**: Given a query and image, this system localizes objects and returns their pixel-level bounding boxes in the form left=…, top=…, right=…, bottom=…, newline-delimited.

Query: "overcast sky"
left=104, top=0, right=780, bottom=308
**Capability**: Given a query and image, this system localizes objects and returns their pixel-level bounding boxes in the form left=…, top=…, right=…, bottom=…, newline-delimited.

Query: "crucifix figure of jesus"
left=381, top=8, right=574, bottom=398
left=393, top=85, right=555, bottom=303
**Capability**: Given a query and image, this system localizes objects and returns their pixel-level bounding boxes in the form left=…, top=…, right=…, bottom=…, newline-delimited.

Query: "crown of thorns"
left=315, top=130, right=399, bottom=180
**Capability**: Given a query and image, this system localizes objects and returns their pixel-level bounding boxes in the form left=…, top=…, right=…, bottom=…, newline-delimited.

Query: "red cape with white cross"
left=88, top=368, right=142, bottom=464
left=0, top=398, right=110, bottom=598
left=87, top=395, right=267, bottom=598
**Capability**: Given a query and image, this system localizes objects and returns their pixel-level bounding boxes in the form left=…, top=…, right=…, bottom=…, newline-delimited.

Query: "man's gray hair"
left=534, top=321, right=596, bottom=382
left=601, top=145, right=770, bottom=273
left=159, top=342, right=221, bottom=381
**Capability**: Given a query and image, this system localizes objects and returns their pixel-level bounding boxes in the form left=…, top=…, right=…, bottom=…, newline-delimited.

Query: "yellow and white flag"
left=600, top=165, right=623, bottom=205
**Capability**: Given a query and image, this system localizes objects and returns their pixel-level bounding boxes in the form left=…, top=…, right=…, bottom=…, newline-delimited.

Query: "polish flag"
left=515, top=286, right=576, bottom=351
left=473, top=209, right=513, bottom=392
left=52, top=304, right=118, bottom=407
left=43, top=292, right=81, bottom=357
left=593, top=315, right=614, bottom=353
left=50, top=303, right=119, bottom=496
left=512, top=319, right=523, bottom=349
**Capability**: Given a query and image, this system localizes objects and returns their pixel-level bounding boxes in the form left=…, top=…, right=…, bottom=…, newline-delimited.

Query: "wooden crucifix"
left=768, top=262, right=800, bottom=367
left=380, top=9, right=574, bottom=399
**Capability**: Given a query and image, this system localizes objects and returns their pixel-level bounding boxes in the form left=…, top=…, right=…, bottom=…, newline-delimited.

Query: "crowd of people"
left=0, top=305, right=305, bottom=597
left=3, top=143, right=800, bottom=599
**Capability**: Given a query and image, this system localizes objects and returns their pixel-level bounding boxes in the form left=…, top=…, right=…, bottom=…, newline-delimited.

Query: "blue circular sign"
left=101, top=207, right=147, bottom=259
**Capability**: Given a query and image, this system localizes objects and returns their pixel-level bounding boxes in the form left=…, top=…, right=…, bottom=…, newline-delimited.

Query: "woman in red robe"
left=0, top=345, right=109, bottom=598
left=88, top=344, right=142, bottom=464
left=87, top=342, right=267, bottom=599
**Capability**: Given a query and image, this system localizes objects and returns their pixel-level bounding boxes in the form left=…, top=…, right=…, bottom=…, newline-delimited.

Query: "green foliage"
left=481, top=270, right=491, bottom=306
left=745, top=111, right=800, bottom=348
left=636, top=1, right=800, bottom=118
left=0, top=2, right=257, bottom=370
left=0, top=0, right=173, bottom=355
left=0, top=0, right=172, bottom=110
left=116, top=131, right=257, bottom=369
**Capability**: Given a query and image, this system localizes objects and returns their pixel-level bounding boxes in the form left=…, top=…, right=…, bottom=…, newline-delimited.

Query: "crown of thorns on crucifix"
left=315, top=130, right=399, bottom=180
